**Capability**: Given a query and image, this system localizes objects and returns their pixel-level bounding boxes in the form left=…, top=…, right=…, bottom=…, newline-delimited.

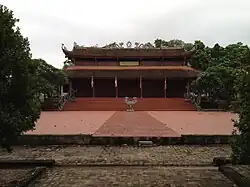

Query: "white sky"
left=2, top=0, right=250, bottom=68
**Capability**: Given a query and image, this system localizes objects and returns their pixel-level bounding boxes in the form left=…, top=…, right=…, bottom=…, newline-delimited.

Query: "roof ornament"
left=61, top=43, right=68, bottom=51
left=126, top=41, right=132, bottom=48
left=73, top=42, right=79, bottom=48
left=102, top=42, right=120, bottom=49
left=73, top=42, right=85, bottom=49
left=119, top=42, right=124, bottom=48
left=134, top=42, right=140, bottom=48
left=143, top=42, right=154, bottom=49
left=138, top=43, right=144, bottom=48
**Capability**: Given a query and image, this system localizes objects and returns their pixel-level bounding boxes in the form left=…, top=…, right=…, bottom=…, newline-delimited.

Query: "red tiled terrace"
left=26, top=111, right=238, bottom=137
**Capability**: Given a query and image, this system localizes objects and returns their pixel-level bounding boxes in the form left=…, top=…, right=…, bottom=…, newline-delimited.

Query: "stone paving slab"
left=0, top=145, right=231, bottom=166
left=29, top=166, right=235, bottom=187
left=231, top=165, right=250, bottom=179
left=0, top=168, right=34, bottom=187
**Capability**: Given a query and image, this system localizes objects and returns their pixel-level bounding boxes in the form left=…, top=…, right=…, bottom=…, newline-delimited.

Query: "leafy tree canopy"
left=231, top=70, right=250, bottom=164
left=31, top=58, right=68, bottom=98
left=0, top=5, right=41, bottom=151
left=191, top=66, right=242, bottom=103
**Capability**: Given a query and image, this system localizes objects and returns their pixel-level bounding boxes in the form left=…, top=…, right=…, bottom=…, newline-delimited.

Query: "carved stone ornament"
left=61, top=43, right=68, bottom=50
left=134, top=42, right=140, bottom=48
left=126, top=41, right=132, bottom=48
left=73, top=42, right=85, bottom=49
left=124, top=97, right=138, bottom=112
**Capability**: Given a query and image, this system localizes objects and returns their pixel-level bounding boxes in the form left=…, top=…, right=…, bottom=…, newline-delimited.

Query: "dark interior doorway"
left=72, top=78, right=92, bottom=97
left=166, top=78, right=188, bottom=98
left=142, top=79, right=165, bottom=98
left=94, top=78, right=116, bottom=97
left=118, top=78, right=140, bottom=97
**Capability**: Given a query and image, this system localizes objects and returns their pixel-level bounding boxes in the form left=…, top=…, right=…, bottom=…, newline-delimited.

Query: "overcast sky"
left=2, top=0, right=250, bottom=68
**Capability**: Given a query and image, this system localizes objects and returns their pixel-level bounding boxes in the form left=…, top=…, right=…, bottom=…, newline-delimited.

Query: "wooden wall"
left=74, top=59, right=185, bottom=66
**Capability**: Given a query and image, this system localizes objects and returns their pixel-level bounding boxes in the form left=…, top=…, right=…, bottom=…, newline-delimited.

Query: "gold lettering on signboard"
left=119, top=61, right=139, bottom=66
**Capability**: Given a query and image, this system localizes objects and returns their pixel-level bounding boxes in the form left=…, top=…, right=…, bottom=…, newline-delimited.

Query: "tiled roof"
left=62, top=47, right=195, bottom=58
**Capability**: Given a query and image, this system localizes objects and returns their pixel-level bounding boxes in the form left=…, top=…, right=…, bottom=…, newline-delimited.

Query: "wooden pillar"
left=164, top=76, right=167, bottom=98
left=69, top=80, right=72, bottom=97
left=60, top=85, right=63, bottom=96
left=91, top=76, right=95, bottom=97
left=115, top=76, right=118, bottom=98
left=140, top=76, right=143, bottom=98
left=187, top=80, right=190, bottom=94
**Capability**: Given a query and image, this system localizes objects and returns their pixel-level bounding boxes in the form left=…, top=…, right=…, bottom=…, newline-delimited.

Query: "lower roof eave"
left=65, top=70, right=199, bottom=79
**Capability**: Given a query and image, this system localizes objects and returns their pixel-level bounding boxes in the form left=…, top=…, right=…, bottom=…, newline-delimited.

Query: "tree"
left=191, top=66, right=241, bottom=105
left=154, top=39, right=190, bottom=49
left=223, top=42, right=250, bottom=68
left=231, top=69, right=250, bottom=164
left=0, top=5, right=41, bottom=151
left=32, top=59, right=68, bottom=98
left=188, top=40, right=215, bottom=71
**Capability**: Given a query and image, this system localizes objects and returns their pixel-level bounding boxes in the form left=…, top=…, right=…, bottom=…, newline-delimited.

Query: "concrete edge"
left=0, top=160, right=55, bottom=169
left=54, top=163, right=214, bottom=167
left=219, top=165, right=250, bottom=187
left=16, top=134, right=237, bottom=146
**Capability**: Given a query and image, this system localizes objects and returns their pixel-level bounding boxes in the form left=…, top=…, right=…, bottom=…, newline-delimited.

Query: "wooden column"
left=60, top=85, right=63, bottom=96
left=69, top=80, right=72, bottom=97
left=91, top=76, right=95, bottom=97
left=140, top=76, right=143, bottom=98
left=115, top=76, right=118, bottom=98
left=164, top=76, right=167, bottom=98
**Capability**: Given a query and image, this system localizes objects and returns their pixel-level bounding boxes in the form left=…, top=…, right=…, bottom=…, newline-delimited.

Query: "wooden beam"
left=164, top=76, right=167, bottom=98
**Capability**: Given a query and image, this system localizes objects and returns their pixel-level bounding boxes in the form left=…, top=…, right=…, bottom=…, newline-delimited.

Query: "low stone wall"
left=18, top=135, right=92, bottom=145
left=17, top=134, right=236, bottom=146
left=182, top=135, right=235, bottom=145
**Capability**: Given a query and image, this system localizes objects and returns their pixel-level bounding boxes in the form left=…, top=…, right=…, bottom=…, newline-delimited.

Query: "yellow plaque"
left=119, top=61, right=139, bottom=66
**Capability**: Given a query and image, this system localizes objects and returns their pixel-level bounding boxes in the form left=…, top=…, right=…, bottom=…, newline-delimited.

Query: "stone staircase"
left=62, top=98, right=196, bottom=111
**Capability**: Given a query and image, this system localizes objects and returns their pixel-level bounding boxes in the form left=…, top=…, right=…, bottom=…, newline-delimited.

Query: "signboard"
left=119, top=61, right=139, bottom=66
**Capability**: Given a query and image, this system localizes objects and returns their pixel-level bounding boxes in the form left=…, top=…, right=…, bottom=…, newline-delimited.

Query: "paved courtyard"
left=0, top=145, right=235, bottom=187
left=30, top=167, right=235, bottom=187
left=0, top=145, right=231, bottom=165
left=26, top=111, right=237, bottom=137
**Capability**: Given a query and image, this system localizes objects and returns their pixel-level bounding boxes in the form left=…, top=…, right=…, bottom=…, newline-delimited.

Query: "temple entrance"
left=118, top=78, right=140, bottom=97
left=142, top=79, right=165, bottom=98
left=167, top=78, right=188, bottom=98
left=94, top=78, right=116, bottom=97
left=72, top=78, right=92, bottom=97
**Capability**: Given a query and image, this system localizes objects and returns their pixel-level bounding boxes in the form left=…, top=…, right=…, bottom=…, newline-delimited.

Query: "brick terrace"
left=26, top=111, right=238, bottom=137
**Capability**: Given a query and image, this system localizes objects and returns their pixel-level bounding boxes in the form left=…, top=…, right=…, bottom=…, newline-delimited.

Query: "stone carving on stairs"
left=125, top=97, right=138, bottom=112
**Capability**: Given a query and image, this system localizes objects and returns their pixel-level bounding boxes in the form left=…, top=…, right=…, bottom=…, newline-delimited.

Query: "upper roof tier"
left=61, top=42, right=195, bottom=59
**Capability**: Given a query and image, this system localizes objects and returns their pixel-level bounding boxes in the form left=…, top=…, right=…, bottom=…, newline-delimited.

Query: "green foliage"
left=154, top=39, right=194, bottom=50
left=191, top=66, right=242, bottom=108
left=0, top=5, right=41, bottom=151
left=189, top=41, right=211, bottom=71
left=231, top=70, right=250, bottom=164
left=31, top=58, right=68, bottom=98
left=63, top=59, right=74, bottom=70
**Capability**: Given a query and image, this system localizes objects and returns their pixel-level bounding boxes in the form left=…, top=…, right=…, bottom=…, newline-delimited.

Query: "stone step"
left=63, top=98, right=196, bottom=111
